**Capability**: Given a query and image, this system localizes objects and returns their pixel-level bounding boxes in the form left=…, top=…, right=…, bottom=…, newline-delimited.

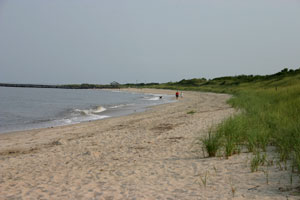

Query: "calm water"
left=0, top=87, right=173, bottom=133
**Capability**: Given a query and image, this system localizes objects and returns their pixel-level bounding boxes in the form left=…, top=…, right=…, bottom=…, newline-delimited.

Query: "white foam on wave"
left=93, top=106, right=107, bottom=113
left=62, top=119, right=72, bottom=124
left=109, top=103, right=134, bottom=109
left=57, top=114, right=110, bottom=125
left=57, top=105, right=110, bottom=125
left=110, top=104, right=125, bottom=109
left=74, top=106, right=106, bottom=115
left=144, top=96, right=161, bottom=101
left=109, top=90, right=122, bottom=93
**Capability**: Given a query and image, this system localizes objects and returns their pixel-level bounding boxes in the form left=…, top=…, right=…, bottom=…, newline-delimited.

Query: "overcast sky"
left=0, top=0, right=300, bottom=84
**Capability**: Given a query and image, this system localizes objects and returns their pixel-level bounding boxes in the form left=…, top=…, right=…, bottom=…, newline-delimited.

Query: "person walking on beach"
left=176, top=91, right=179, bottom=99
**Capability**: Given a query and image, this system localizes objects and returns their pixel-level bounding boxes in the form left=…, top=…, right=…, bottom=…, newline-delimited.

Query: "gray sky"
left=0, top=0, right=300, bottom=84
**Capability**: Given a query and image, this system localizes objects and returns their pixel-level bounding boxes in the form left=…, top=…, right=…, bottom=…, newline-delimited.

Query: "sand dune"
left=0, top=89, right=298, bottom=199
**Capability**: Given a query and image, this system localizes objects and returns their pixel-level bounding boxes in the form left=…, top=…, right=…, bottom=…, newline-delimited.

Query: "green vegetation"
left=143, top=67, right=300, bottom=173
left=187, top=110, right=196, bottom=115
left=201, top=128, right=222, bottom=157
left=143, top=67, right=300, bottom=93
left=213, top=68, right=300, bottom=173
left=221, top=80, right=300, bottom=172
left=251, top=152, right=267, bottom=172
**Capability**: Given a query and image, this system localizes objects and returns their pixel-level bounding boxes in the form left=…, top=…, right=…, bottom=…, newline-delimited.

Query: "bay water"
left=0, top=87, right=174, bottom=134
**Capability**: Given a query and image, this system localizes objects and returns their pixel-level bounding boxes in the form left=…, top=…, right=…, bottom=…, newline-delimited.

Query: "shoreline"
left=0, top=88, right=174, bottom=135
left=0, top=89, right=179, bottom=155
left=0, top=89, right=297, bottom=199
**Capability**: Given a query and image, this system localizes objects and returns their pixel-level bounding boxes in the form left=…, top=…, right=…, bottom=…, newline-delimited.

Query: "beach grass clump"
left=201, top=128, right=222, bottom=157
left=216, top=116, right=244, bottom=157
left=251, top=152, right=267, bottom=172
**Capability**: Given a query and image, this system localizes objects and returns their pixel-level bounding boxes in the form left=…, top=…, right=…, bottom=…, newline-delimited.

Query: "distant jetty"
left=0, top=83, right=119, bottom=89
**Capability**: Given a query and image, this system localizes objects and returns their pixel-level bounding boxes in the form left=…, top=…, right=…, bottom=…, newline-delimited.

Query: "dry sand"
left=0, top=89, right=299, bottom=199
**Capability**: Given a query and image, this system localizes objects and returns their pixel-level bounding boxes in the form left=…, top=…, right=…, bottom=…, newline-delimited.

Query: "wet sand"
left=0, top=89, right=298, bottom=199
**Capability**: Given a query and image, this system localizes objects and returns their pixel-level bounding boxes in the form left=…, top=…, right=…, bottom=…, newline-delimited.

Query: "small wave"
left=93, top=106, right=106, bottom=113
left=74, top=106, right=106, bottom=115
left=144, top=96, right=161, bottom=101
left=109, top=103, right=134, bottom=109
left=61, top=119, right=72, bottom=124
left=58, top=114, right=110, bottom=124
left=110, top=104, right=125, bottom=109
left=67, top=106, right=109, bottom=124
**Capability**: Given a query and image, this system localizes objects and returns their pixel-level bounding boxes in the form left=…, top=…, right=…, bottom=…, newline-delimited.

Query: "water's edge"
left=0, top=89, right=175, bottom=134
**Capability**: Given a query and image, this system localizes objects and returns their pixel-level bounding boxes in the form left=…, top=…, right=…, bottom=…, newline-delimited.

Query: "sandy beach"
left=0, top=89, right=298, bottom=199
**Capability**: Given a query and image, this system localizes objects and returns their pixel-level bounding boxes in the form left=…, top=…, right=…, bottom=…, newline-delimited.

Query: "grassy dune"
left=216, top=84, right=300, bottom=168
left=220, top=79, right=300, bottom=171
left=145, top=68, right=300, bottom=172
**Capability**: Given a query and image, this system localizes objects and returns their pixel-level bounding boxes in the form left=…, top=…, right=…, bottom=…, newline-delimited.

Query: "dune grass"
left=205, top=77, right=300, bottom=172
left=138, top=68, right=300, bottom=172
left=201, top=128, right=222, bottom=157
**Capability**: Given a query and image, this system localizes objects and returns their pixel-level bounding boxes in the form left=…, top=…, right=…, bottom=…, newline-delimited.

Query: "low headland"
left=1, top=68, right=300, bottom=199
